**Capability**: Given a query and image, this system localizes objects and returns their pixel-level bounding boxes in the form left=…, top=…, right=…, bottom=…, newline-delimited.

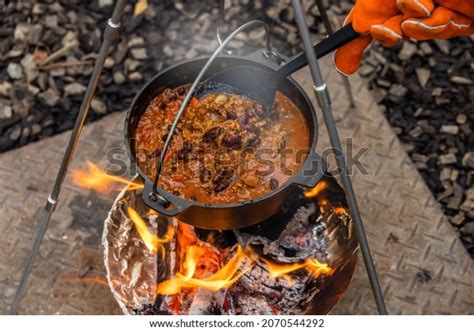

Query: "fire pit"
left=10, top=1, right=385, bottom=315
left=103, top=173, right=358, bottom=315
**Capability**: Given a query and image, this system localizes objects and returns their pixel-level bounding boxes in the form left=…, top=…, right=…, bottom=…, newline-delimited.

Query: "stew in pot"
left=135, top=86, right=310, bottom=204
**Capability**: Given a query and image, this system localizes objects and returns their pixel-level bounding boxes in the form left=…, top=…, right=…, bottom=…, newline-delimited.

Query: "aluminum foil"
left=103, top=183, right=167, bottom=314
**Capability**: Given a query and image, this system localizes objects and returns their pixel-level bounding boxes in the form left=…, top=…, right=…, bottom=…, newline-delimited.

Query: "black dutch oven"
left=125, top=50, right=327, bottom=230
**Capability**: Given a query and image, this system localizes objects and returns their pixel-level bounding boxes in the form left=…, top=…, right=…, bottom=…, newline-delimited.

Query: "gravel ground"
left=361, top=38, right=474, bottom=257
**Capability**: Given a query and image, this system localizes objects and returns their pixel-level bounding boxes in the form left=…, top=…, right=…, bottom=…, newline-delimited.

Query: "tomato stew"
left=135, top=86, right=310, bottom=204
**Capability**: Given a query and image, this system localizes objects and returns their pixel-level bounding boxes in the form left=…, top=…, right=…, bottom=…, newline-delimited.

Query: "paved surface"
left=0, top=55, right=472, bottom=314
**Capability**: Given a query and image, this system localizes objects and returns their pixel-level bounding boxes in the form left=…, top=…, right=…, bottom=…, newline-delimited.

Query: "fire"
left=123, top=205, right=334, bottom=300
left=333, top=207, right=348, bottom=215
left=72, top=160, right=143, bottom=193
left=127, top=207, right=173, bottom=255
left=319, top=199, right=329, bottom=206
left=304, top=181, right=350, bottom=217
left=155, top=242, right=333, bottom=297
left=262, top=257, right=332, bottom=279
left=156, top=245, right=251, bottom=295
left=73, top=161, right=339, bottom=310
left=304, top=180, right=328, bottom=198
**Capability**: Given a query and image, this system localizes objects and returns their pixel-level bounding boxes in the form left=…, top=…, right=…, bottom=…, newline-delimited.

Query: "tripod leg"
left=10, top=0, right=128, bottom=314
left=292, top=0, right=387, bottom=314
left=315, top=0, right=356, bottom=108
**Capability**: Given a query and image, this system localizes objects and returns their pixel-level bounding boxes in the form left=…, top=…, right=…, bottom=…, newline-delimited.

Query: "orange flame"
left=319, top=199, right=329, bottom=206
left=333, top=207, right=348, bottom=215
left=157, top=245, right=251, bottom=295
left=262, top=257, right=333, bottom=279
left=156, top=242, right=333, bottom=296
left=304, top=181, right=328, bottom=198
left=304, top=181, right=349, bottom=217
left=127, top=207, right=173, bottom=255
left=72, top=160, right=143, bottom=193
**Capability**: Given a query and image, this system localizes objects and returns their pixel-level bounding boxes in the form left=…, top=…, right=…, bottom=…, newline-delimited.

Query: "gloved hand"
left=334, top=0, right=474, bottom=75
left=401, top=1, right=474, bottom=40
left=334, top=0, right=401, bottom=75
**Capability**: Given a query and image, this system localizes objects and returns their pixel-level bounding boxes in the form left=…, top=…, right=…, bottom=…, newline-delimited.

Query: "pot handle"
left=141, top=181, right=191, bottom=217
left=151, top=200, right=187, bottom=217
left=291, top=152, right=328, bottom=189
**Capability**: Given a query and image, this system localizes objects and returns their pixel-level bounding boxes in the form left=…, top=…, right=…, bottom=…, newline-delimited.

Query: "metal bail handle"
left=150, top=19, right=277, bottom=207
left=216, top=0, right=281, bottom=63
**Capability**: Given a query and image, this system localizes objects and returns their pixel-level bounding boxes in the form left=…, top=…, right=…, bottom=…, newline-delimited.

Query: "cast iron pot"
left=125, top=50, right=327, bottom=230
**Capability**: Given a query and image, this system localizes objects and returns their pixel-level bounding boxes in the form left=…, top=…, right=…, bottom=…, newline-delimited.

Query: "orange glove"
left=401, top=1, right=474, bottom=40
left=335, top=0, right=474, bottom=75
left=334, top=0, right=401, bottom=75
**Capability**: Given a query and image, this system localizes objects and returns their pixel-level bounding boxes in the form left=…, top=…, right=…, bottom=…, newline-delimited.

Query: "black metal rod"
left=291, top=0, right=388, bottom=314
left=10, top=0, right=128, bottom=314
left=314, top=0, right=356, bottom=108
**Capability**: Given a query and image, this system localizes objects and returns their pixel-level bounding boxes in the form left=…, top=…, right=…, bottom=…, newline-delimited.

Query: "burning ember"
left=72, top=162, right=357, bottom=314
